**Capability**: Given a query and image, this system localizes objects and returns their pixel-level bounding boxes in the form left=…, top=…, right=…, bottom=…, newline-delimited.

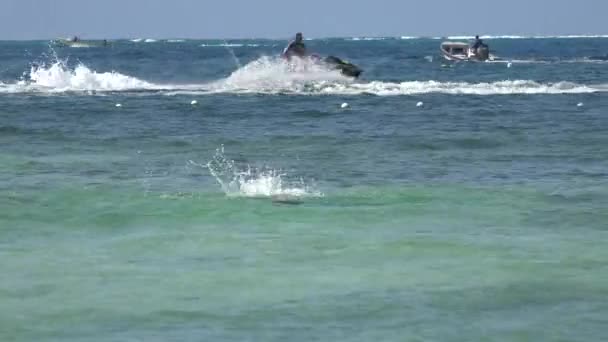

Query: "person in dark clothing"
left=282, top=32, right=307, bottom=59
left=472, top=35, right=483, bottom=51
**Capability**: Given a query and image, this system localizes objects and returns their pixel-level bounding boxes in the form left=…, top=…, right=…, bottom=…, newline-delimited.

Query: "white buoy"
left=341, top=102, right=349, bottom=109
left=416, top=101, right=424, bottom=107
left=191, top=100, right=198, bottom=105
left=507, top=62, right=513, bottom=68
left=115, top=103, right=122, bottom=107
left=577, top=102, right=584, bottom=107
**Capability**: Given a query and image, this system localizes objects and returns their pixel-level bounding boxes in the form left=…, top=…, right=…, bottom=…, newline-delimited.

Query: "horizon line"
left=1, top=33, right=608, bottom=41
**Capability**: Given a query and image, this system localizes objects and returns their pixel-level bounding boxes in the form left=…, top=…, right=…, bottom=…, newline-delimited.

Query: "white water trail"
left=28, top=62, right=155, bottom=91
left=202, top=56, right=350, bottom=94
left=303, top=80, right=607, bottom=96
left=2, top=57, right=607, bottom=96
left=0, top=60, right=162, bottom=93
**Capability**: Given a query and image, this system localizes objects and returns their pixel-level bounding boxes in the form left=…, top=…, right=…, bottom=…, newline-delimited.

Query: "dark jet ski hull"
left=323, top=56, right=362, bottom=78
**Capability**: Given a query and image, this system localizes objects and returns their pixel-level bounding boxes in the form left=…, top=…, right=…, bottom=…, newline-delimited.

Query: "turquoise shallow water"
left=1, top=37, right=608, bottom=341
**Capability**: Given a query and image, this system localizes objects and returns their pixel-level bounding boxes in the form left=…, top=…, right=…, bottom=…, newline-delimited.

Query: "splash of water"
left=192, top=146, right=322, bottom=199
left=222, top=40, right=242, bottom=69
left=208, top=56, right=350, bottom=93
left=22, top=61, right=156, bottom=92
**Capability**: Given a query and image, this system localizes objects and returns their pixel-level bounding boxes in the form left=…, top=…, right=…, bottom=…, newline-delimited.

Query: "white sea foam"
left=167, top=79, right=608, bottom=96
left=445, top=35, right=608, bottom=40
left=202, top=56, right=349, bottom=94
left=200, top=43, right=260, bottom=47
left=67, top=43, right=95, bottom=48
left=3, top=57, right=607, bottom=96
left=350, top=37, right=387, bottom=41
left=446, top=35, right=526, bottom=40
left=201, top=43, right=243, bottom=47
left=130, top=38, right=143, bottom=43
left=0, top=61, right=157, bottom=93
left=306, top=80, right=605, bottom=96
left=200, top=57, right=608, bottom=96
left=144, top=39, right=157, bottom=43
left=193, top=146, right=322, bottom=199
left=343, top=35, right=608, bottom=40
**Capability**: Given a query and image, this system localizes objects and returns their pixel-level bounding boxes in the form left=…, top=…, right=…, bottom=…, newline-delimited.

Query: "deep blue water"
left=1, top=37, right=607, bottom=342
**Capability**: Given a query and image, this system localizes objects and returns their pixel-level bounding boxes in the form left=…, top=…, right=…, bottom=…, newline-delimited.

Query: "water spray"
left=223, top=39, right=242, bottom=69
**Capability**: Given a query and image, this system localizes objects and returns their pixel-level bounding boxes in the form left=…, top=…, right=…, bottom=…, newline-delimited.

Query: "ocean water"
left=1, top=37, right=607, bottom=341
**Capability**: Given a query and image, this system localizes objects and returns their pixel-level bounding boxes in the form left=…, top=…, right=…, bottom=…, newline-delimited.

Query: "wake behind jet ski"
left=282, top=32, right=363, bottom=78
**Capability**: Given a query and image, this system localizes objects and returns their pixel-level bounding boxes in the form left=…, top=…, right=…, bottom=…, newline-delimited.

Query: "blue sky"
left=1, top=0, right=606, bottom=39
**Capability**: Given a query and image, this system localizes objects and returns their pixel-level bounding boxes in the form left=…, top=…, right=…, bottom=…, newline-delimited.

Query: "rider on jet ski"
left=282, top=32, right=307, bottom=59
left=281, top=32, right=363, bottom=78
left=472, top=35, right=484, bottom=52
left=471, top=35, right=490, bottom=60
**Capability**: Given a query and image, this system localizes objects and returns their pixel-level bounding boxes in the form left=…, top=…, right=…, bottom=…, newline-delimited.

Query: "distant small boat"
left=440, top=41, right=498, bottom=62
left=53, top=38, right=110, bottom=48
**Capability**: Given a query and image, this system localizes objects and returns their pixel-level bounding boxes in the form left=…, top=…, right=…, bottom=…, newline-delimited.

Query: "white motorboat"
left=440, top=41, right=498, bottom=62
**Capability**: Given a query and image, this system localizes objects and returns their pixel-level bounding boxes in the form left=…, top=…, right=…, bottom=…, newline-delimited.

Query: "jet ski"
left=307, top=54, right=362, bottom=78
left=282, top=52, right=363, bottom=78
left=322, top=56, right=363, bottom=78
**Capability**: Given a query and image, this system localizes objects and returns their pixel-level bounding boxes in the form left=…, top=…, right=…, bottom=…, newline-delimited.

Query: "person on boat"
left=282, top=32, right=307, bottom=59
left=472, top=35, right=484, bottom=52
